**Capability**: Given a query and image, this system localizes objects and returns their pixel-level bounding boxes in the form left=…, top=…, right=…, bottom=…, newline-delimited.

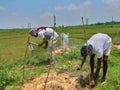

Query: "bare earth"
left=20, top=72, right=79, bottom=90
left=113, top=44, right=120, bottom=50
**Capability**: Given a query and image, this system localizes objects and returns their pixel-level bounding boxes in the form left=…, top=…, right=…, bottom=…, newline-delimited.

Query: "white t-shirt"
left=86, top=33, right=112, bottom=58
left=38, top=27, right=58, bottom=40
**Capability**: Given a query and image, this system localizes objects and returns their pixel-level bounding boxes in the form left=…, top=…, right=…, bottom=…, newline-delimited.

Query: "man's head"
left=80, top=44, right=93, bottom=57
left=29, top=28, right=38, bottom=37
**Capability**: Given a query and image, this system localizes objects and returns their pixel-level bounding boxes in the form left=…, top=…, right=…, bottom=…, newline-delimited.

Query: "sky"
left=0, top=0, right=120, bottom=29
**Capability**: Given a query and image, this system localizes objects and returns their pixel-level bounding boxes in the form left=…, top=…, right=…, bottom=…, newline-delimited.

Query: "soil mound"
left=20, top=72, right=79, bottom=90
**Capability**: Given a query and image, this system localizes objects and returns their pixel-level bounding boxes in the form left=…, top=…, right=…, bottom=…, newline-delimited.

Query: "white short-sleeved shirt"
left=38, top=27, right=58, bottom=40
left=86, top=33, right=112, bottom=58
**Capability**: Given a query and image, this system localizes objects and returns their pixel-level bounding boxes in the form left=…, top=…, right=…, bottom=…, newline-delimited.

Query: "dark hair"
left=80, top=46, right=87, bottom=57
left=80, top=44, right=93, bottom=57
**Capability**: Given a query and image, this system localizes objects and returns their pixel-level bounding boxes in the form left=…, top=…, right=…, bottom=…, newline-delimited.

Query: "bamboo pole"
left=22, top=36, right=30, bottom=84
left=81, top=17, right=91, bottom=89
left=43, top=15, right=56, bottom=90
left=81, top=17, right=86, bottom=41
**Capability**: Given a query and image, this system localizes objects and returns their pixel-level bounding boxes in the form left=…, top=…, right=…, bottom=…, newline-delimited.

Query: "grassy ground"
left=0, top=24, right=120, bottom=90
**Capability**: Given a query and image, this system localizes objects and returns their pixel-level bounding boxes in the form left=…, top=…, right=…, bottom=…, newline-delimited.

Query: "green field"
left=0, top=24, right=120, bottom=90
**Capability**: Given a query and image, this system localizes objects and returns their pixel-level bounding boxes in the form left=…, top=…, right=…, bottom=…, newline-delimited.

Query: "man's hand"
left=76, top=64, right=82, bottom=70
left=28, top=42, right=31, bottom=45
left=38, top=39, right=48, bottom=48
left=76, top=56, right=86, bottom=71
left=38, top=44, right=42, bottom=47
left=43, top=46, right=47, bottom=49
left=38, top=40, right=46, bottom=47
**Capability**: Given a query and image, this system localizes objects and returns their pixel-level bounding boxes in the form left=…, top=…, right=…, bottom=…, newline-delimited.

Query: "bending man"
left=29, top=26, right=59, bottom=60
left=77, top=33, right=112, bottom=87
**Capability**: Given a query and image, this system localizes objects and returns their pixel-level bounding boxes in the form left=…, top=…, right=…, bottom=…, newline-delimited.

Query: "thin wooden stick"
left=81, top=17, right=91, bottom=89
left=81, top=17, right=86, bottom=41
left=43, top=15, right=56, bottom=90
left=22, top=36, right=30, bottom=84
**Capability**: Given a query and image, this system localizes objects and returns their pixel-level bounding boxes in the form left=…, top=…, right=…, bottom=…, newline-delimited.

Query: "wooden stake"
left=22, top=36, right=30, bottom=84
left=81, top=17, right=86, bottom=40
left=81, top=16, right=91, bottom=89
left=44, top=15, right=56, bottom=90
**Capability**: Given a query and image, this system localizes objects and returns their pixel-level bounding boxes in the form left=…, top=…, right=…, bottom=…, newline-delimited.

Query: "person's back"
left=86, top=33, right=112, bottom=58
left=45, top=27, right=58, bottom=40
left=38, top=27, right=58, bottom=41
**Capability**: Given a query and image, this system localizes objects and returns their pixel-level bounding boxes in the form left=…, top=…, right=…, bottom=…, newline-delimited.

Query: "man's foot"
left=101, top=78, right=107, bottom=84
left=90, top=80, right=95, bottom=88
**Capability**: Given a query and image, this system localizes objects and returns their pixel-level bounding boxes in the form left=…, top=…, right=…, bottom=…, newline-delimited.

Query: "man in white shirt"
left=77, top=33, right=112, bottom=87
left=29, top=26, right=59, bottom=60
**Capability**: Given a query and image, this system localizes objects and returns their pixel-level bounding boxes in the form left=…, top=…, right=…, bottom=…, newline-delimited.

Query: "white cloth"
left=38, top=27, right=58, bottom=40
left=85, top=33, right=112, bottom=58
left=61, top=32, right=69, bottom=51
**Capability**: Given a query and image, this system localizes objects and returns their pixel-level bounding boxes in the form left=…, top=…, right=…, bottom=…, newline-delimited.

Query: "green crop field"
left=0, top=24, right=120, bottom=90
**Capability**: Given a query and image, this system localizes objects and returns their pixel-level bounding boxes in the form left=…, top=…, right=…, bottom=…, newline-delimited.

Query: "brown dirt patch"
left=113, top=44, right=120, bottom=50
left=20, top=72, right=79, bottom=90
left=55, top=47, right=73, bottom=55
left=20, top=71, right=96, bottom=90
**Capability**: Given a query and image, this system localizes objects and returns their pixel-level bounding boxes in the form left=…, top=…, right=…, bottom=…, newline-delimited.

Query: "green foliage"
left=0, top=65, right=21, bottom=90
left=113, top=31, right=120, bottom=44
left=62, top=50, right=80, bottom=60
left=0, top=24, right=120, bottom=89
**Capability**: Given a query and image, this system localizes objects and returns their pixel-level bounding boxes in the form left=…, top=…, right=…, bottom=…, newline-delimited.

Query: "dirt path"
left=20, top=72, right=80, bottom=90
left=20, top=70, right=96, bottom=90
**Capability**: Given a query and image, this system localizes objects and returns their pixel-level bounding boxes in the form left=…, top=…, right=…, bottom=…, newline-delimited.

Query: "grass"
left=0, top=24, right=120, bottom=90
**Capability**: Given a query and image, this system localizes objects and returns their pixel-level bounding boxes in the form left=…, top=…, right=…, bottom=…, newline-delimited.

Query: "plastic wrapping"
left=61, top=32, right=69, bottom=51
left=28, top=43, right=34, bottom=51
